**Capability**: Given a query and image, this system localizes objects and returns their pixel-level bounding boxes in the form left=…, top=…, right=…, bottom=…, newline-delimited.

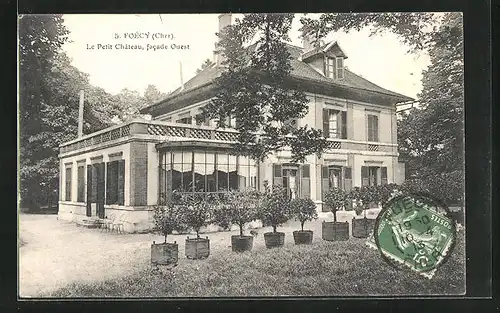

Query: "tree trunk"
left=301, top=221, right=305, bottom=231
left=333, top=210, right=337, bottom=222
left=239, top=224, right=244, bottom=237
left=273, top=225, right=277, bottom=233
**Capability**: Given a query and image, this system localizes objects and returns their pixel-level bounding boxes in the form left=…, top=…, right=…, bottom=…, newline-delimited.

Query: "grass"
left=49, top=229, right=465, bottom=297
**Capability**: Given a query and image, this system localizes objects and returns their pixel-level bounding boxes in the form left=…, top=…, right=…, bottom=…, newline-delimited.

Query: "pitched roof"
left=141, top=42, right=413, bottom=114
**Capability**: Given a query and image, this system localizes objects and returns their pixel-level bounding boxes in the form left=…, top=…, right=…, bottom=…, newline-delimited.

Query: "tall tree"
left=199, top=13, right=328, bottom=163
left=143, top=84, right=167, bottom=105
left=19, top=15, right=69, bottom=210
left=19, top=15, right=120, bottom=210
left=111, top=88, right=147, bottom=123
left=195, top=58, right=215, bottom=74
left=397, top=13, right=464, bottom=205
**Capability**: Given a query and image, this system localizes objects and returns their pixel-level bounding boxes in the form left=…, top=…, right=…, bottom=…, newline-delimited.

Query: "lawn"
left=49, top=229, right=465, bottom=297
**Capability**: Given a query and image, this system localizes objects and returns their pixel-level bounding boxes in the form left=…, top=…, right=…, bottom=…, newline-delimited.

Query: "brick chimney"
left=214, top=13, right=232, bottom=66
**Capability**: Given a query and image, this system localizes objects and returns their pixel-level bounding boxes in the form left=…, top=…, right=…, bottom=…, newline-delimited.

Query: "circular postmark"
left=373, top=192, right=457, bottom=277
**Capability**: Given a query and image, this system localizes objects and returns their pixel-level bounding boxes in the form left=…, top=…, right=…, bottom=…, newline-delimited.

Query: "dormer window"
left=325, top=56, right=344, bottom=80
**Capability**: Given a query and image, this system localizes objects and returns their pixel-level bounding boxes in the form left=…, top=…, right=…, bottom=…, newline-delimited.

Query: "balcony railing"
left=59, top=119, right=397, bottom=155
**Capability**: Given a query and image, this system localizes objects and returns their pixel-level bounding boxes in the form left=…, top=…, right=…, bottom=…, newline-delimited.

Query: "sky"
left=62, top=14, right=431, bottom=100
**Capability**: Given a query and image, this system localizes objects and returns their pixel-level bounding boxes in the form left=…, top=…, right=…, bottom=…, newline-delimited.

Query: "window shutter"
left=361, top=166, right=369, bottom=187
left=373, top=116, right=379, bottom=142
left=367, top=115, right=373, bottom=141
left=86, top=165, right=92, bottom=216
left=77, top=166, right=85, bottom=202
left=91, top=165, right=97, bottom=202
left=106, top=162, right=112, bottom=205
left=118, top=160, right=125, bottom=205
left=86, top=165, right=92, bottom=203
left=343, top=167, right=352, bottom=192
left=300, top=164, right=311, bottom=198
left=98, top=163, right=106, bottom=204
left=381, top=167, right=388, bottom=185
left=273, top=164, right=282, bottom=186
left=340, top=111, right=347, bottom=139
left=321, top=165, right=330, bottom=206
left=322, top=109, right=330, bottom=138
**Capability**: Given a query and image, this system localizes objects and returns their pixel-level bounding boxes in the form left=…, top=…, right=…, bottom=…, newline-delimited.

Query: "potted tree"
left=225, top=188, right=261, bottom=252
left=212, top=193, right=233, bottom=232
left=150, top=200, right=182, bottom=266
left=259, top=184, right=290, bottom=248
left=290, top=197, right=318, bottom=245
left=181, top=193, right=214, bottom=260
left=352, top=185, right=378, bottom=238
left=322, top=187, right=350, bottom=241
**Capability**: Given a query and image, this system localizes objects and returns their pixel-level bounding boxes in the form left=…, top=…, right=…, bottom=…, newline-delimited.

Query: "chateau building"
left=58, top=14, right=412, bottom=232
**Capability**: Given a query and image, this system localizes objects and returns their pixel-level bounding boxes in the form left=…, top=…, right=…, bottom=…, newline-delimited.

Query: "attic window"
left=325, top=56, right=344, bottom=80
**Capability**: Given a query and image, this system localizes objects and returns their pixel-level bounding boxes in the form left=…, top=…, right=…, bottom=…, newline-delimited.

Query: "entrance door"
left=328, top=166, right=342, bottom=190
left=282, top=167, right=299, bottom=199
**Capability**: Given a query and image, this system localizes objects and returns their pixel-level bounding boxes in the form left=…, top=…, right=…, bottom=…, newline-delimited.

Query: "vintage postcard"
left=18, top=13, right=465, bottom=298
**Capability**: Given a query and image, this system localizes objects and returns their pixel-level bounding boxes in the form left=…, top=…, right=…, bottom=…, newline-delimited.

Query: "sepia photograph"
left=18, top=12, right=465, bottom=298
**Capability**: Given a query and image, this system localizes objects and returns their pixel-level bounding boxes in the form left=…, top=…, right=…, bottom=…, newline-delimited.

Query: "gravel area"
left=18, top=210, right=382, bottom=297
left=18, top=213, right=283, bottom=297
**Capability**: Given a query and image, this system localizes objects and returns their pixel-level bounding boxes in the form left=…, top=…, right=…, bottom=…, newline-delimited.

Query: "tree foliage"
left=195, top=58, right=215, bottom=74
left=290, top=197, right=318, bottom=231
left=259, top=183, right=291, bottom=233
left=199, top=13, right=328, bottom=163
left=323, top=187, right=350, bottom=222
left=143, top=84, right=167, bottom=106
left=151, top=201, right=184, bottom=243
left=18, top=15, right=144, bottom=209
left=19, top=15, right=120, bottom=209
left=300, top=13, right=440, bottom=53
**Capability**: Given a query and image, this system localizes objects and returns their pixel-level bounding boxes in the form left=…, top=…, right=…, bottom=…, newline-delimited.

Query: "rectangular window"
left=65, top=167, right=72, bottom=201
left=77, top=165, right=85, bottom=202
left=106, top=160, right=125, bottom=205
left=326, top=57, right=335, bottom=79
left=362, top=166, right=381, bottom=187
left=336, top=57, right=344, bottom=79
left=323, top=109, right=347, bottom=139
left=367, top=114, right=379, bottom=142
left=329, top=110, right=339, bottom=138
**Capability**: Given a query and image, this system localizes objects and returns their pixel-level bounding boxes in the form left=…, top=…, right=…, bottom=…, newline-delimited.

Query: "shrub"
left=225, top=188, right=261, bottom=236
left=212, top=201, right=232, bottom=231
left=359, top=185, right=379, bottom=209
left=151, top=200, right=183, bottom=243
left=290, top=197, right=318, bottom=231
left=378, top=183, right=400, bottom=208
left=178, top=193, right=215, bottom=238
left=259, top=183, right=290, bottom=233
left=323, top=187, right=350, bottom=222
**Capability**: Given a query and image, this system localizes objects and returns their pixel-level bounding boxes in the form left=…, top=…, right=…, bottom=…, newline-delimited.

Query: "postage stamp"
left=367, top=193, right=457, bottom=279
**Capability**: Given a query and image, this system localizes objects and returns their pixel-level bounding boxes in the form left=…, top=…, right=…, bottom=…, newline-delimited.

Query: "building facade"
left=58, top=14, right=412, bottom=232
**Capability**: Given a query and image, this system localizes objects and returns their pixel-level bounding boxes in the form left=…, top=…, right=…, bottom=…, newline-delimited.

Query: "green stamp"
left=367, top=192, right=457, bottom=279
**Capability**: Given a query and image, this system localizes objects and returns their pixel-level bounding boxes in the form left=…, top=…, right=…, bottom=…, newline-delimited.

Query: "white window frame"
left=326, top=57, right=335, bottom=79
